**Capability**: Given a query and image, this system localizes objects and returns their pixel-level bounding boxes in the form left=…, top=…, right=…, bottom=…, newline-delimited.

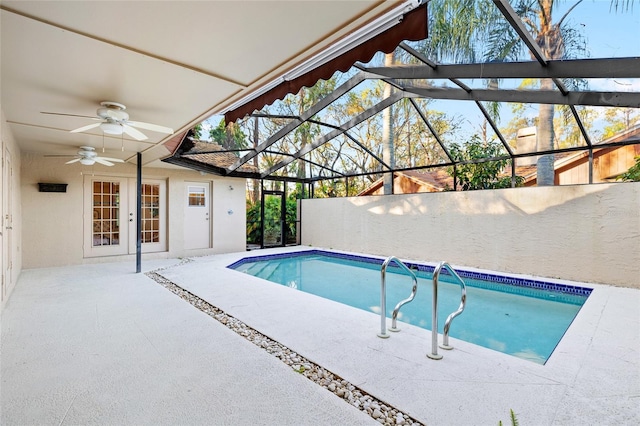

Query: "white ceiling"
left=1, top=0, right=398, bottom=166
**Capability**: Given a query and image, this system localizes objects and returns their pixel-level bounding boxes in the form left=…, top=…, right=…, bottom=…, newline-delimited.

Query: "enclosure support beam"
left=398, top=42, right=472, bottom=92
left=400, top=86, right=640, bottom=108
left=589, top=149, right=594, bottom=184
left=453, top=164, right=457, bottom=191
left=409, top=98, right=455, bottom=163
left=227, top=72, right=368, bottom=173
left=362, top=57, right=640, bottom=81
left=492, top=0, right=548, bottom=65
left=474, top=101, right=514, bottom=156
left=343, top=132, right=391, bottom=171
left=260, top=180, right=265, bottom=249
left=569, top=105, right=593, bottom=147
left=136, top=152, right=142, bottom=274
left=570, top=103, right=595, bottom=185
left=261, top=91, right=407, bottom=177
left=491, top=0, right=569, bottom=96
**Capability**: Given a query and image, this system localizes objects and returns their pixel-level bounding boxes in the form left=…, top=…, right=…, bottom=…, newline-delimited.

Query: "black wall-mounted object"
left=38, top=183, right=68, bottom=193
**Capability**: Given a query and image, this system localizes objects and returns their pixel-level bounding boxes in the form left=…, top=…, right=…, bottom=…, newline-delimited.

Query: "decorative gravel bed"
left=147, top=265, right=423, bottom=426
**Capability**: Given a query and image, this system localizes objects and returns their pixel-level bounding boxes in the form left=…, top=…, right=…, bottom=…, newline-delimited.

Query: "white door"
left=84, top=176, right=167, bottom=257
left=2, top=148, right=12, bottom=302
left=184, top=182, right=211, bottom=249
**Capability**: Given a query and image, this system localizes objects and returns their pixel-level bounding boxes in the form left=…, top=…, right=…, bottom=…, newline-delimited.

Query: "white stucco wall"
left=20, top=153, right=246, bottom=268
left=1, top=109, right=23, bottom=312
left=301, top=183, right=640, bottom=288
left=212, top=179, right=247, bottom=253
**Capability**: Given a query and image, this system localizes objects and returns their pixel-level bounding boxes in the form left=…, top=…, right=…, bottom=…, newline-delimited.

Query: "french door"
left=84, top=176, right=166, bottom=257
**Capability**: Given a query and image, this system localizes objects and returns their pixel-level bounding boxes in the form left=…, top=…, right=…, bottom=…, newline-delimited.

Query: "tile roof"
left=400, top=169, right=454, bottom=189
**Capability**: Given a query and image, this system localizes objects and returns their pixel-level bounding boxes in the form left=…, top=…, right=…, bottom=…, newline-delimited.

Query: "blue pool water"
left=229, top=250, right=591, bottom=364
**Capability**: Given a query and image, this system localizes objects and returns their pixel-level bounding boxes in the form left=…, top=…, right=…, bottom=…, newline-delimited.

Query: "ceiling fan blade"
left=94, top=158, right=115, bottom=166
left=98, top=157, right=125, bottom=163
left=122, top=124, right=148, bottom=141
left=70, top=122, right=102, bottom=133
left=127, top=120, right=174, bottom=135
left=65, top=158, right=81, bottom=164
left=41, top=112, right=99, bottom=120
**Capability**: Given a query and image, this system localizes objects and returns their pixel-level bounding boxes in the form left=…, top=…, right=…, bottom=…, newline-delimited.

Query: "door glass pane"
left=188, top=186, right=206, bottom=206
left=141, top=183, right=160, bottom=243
left=93, top=181, right=120, bottom=246
left=263, top=193, right=283, bottom=247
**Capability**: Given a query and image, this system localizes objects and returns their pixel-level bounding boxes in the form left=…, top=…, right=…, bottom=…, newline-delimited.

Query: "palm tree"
left=486, top=0, right=586, bottom=185
left=420, top=0, right=626, bottom=186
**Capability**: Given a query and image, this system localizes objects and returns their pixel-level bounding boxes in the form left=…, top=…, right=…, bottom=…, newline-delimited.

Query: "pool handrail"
left=439, top=262, right=467, bottom=350
left=377, top=256, right=418, bottom=338
left=427, top=261, right=467, bottom=360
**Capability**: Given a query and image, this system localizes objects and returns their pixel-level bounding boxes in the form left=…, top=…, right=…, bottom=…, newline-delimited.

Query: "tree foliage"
left=246, top=194, right=298, bottom=244
left=447, top=135, right=523, bottom=190
left=617, top=156, right=640, bottom=182
left=191, top=123, right=203, bottom=139
left=602, top=108, right=640, bottom=139
left=210, top=118, right=248, bottom=154
left=422, top=0, right=496, bottom=63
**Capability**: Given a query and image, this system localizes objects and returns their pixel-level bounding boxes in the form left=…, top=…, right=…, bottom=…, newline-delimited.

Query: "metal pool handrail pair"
left=377, top=257, right=467, bottom=360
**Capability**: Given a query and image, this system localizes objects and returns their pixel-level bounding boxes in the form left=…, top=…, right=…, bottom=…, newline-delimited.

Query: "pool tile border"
left=227, top=249, right=593, bottom=299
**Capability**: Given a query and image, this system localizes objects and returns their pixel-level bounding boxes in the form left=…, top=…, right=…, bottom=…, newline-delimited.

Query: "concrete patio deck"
left=0, top=259, right=374, bottom=425
left=2, top=249, right=639, bottom=425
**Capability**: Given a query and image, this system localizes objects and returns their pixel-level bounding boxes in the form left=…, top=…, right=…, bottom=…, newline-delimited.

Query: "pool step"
left=245, top=262, right=281, bottom=280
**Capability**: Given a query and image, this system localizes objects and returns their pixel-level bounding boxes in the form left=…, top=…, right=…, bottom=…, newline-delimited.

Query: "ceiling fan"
left=42, top=101, right=174, bottom=141
left=61, top=146, right=125, bottom=166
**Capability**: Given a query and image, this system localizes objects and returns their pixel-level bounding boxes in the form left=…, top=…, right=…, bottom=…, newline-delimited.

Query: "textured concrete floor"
left=0, top=259, right=375, bottom=425
left=2, top=249, right=639, bottom=425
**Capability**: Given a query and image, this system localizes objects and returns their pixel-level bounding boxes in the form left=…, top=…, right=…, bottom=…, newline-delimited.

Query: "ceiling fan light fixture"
left=100, top=122, right=123, bottom=135
left=63, top=102, right=171, bottom=140
left=79, top=158, right=95, bottom=166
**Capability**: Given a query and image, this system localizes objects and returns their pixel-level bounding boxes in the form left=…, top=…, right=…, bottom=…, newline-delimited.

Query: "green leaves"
left=447, top=135, right=524, bottom=190
left=246, top=194, right=299, bottom=244
left=498, top=409, right=519, bottom=426
left=210, top=119, right=248, bottom=154
left=617, top=155, right=640, bottom=182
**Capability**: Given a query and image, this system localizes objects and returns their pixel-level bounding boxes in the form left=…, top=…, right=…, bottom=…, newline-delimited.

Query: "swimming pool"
left=229, top=250, right=592, bottom=364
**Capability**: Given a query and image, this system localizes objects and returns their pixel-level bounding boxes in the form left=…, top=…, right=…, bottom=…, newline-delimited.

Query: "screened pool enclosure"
left=164, top=0, right=640, bottom=247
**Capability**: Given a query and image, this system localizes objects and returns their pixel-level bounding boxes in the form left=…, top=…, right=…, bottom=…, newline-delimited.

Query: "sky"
left=558, top=0, right=640, bottom=91
left=565, top=0, right=639, bottom=58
